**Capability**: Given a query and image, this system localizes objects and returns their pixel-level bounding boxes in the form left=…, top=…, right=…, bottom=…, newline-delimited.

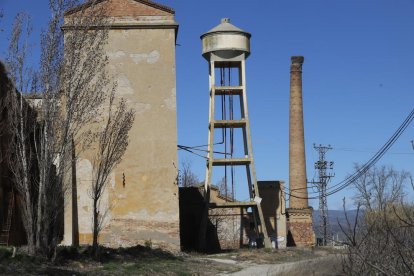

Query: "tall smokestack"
left=286, top=56, right=315, bottom=247
left=289, top=56, right=308, bottom=208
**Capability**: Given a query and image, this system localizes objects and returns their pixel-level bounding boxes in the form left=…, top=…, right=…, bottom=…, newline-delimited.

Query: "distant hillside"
left=313, top=209, right=362, bottom=242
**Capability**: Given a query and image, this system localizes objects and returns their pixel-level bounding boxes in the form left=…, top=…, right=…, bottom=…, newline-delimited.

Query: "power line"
left=332, top=147, right=414, bottom=155
left=324, top=107, right=414, bottom=197
left=179, top=106, right=414, bottom=200
left=177, top=145, right=207, bottom=159
left=286, top=107, right=414, bottom=200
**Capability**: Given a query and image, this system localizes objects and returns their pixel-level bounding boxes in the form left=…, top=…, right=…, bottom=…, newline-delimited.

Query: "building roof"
left=201, top=18, right=251, bottom=39
left=64, top=0, right=175, bottom=16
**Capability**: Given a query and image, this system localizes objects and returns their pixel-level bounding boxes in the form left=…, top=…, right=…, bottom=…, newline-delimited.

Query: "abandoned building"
left=0, top=0, right=314, bottom=250
left=61, top=0, right=180, bottom=249
left=179, top=181, right=286, bottom=251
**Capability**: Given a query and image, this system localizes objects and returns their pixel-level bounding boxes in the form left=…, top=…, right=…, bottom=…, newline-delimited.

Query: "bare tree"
left=1, top=0, right=115, bottom=257
left=352, top=165, right=406, bottom=211
left=216, top=176, right=234, bottom=200
left=179, top=159, right=200, bottom=187
left=34, top=0, right=111, bottom=256
left=90, top=90, right=135, bottom=258
left=3, top=12, right=37, bottom=255
left=340, top=165, right=414, bottom=275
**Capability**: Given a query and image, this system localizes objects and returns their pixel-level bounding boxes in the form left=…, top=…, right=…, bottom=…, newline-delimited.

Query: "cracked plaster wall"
left=63, top=22, right=179, bottom=249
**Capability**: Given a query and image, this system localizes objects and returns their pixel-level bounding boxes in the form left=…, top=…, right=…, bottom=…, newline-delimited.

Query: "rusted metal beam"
left=211, top=120, right=246, bottom=128
left=211, top=158, right=251, bottom=166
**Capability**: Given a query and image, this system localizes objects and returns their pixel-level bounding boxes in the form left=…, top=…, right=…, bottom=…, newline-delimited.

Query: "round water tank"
left=201, top=18, right=251, bottom=60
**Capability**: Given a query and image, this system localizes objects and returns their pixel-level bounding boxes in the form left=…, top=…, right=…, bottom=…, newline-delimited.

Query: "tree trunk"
left=24, top=193, right=36, bottom=256
left=26, top=227, right=36, bottom=256
left=18, top=93, right=36, bottom=255
left=92, top=197, right=99, bottom=258
left=36, top=177, right=43, bottom=249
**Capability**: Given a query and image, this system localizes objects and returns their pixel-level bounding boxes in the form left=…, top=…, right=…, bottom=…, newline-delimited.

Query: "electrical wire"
left=332, top=147, right=414, bottom=155
left=177, top=144, right=229, bottom=156
left=180, top=105, right=413, bottom=200
left=286, top=107, right=414, bottom=200
left=177, top=145, right=207, bottom=159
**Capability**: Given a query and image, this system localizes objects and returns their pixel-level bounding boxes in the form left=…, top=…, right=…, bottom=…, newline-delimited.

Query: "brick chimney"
left=289, top=56, right=308, bottom=208
left=286, top=56, right=315, bottom=246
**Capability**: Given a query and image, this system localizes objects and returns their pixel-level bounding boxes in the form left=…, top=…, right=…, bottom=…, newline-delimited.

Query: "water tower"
left=198, top=18, right=271, bottom=249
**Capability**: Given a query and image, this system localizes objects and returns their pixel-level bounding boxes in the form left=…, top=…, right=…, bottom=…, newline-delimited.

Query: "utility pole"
left=312, top=144, right=334, bottom=246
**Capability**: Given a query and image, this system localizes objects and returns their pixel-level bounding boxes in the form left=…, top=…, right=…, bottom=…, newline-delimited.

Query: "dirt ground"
left=221, top=252, right=345, bottom=275
left=0, top=245, right=345, bottom=275
left=206, top=247, right=345, bottom=276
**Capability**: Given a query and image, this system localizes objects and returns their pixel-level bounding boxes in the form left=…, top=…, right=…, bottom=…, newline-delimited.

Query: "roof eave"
left=200, top=30, right=252, bottom=40
left=64, top=0, right=175, bottom=17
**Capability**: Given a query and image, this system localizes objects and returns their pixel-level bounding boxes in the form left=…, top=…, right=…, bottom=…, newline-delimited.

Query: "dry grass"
left=0, top=245, right=239, bottom=275
left=0, top=245, right=345, bottom=275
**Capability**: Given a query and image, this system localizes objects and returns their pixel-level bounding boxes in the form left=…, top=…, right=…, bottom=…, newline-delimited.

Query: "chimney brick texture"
left=289, top=56, right=309, bottom=209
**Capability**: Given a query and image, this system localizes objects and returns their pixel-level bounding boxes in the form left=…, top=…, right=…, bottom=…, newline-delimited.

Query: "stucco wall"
left=258, top=181, right=287, bottom=248
left=62, top=0, right=179, bottom=250
left=101, top=26, right=179, bottom=249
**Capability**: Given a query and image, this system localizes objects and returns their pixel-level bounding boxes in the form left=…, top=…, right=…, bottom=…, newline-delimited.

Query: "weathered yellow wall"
left=100, top=26, right=179, bottom=249
left=62, top=0, right=180, bottom=250
left=258, top=181, right=287, bottom=248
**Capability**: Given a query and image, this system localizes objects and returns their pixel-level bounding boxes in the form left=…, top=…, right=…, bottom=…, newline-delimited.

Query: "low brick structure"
left=179, top=186, right=248, bottom=252
left=179, top=181, right=287, bottom=251
left=286, top=208, right=315, bottom=246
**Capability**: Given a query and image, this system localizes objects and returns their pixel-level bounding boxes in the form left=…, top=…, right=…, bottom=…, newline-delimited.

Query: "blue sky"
left=1, top=0, right=413, bottom=210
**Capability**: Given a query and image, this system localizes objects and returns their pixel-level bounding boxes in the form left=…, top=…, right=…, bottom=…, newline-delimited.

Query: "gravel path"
left=218, top=254, right=345, bottom=276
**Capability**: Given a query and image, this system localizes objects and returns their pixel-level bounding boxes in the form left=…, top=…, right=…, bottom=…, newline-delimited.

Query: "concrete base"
left=286, top=207, right=315, bottom=247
